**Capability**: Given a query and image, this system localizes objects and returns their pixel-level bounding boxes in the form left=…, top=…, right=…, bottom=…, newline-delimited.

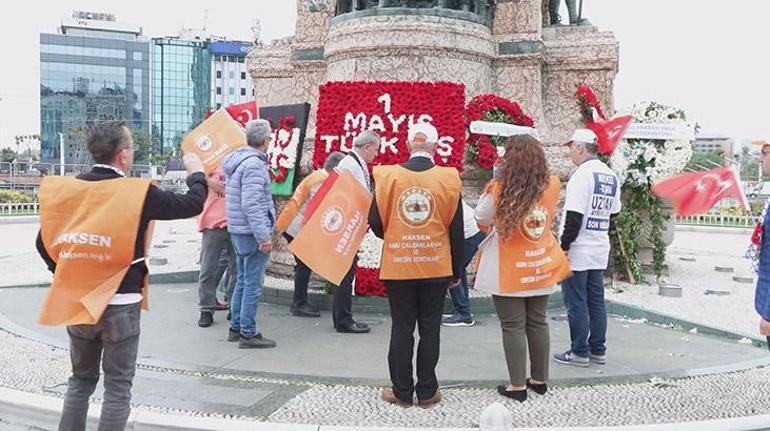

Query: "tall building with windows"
left=151, top=38, right=211, bottom=155
left=209, top=41, right=254, bottom=110
left=40, top=11, right=150, bottom=165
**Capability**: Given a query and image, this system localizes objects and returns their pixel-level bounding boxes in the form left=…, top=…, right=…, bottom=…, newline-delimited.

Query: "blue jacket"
left=222, top=147, right=275, bottom=243
left=756, top=210, right=770, bottom=321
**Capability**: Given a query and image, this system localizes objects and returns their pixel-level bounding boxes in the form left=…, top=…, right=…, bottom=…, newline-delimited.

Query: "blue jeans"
left=561, top=269, right=607, bottom=357
left=449, top=231, right=486, bottom=318
left=229, top=233, right=269, bottom=338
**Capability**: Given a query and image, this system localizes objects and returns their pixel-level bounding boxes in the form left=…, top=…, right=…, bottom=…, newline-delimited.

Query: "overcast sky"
left=0, top=0, right=767, bottom=151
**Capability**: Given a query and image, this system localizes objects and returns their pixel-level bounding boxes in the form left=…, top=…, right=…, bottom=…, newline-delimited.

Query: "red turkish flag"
left=586, top=115, right=632, bottom=156
left=652, top=167, right=749, bottom=216
left=225, top=101, right=259, bottom=127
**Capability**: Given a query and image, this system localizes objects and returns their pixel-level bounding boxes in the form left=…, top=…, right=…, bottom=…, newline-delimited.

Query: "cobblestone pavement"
left=2, top=327, right=770, bottom=428
left=607, top=229, right=762, bottom=339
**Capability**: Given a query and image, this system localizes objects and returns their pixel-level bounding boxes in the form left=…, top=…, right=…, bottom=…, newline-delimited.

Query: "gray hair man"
left=368, top=122, right=465, bottom=407
left=35, top=121, right=207, bottom=430
left=221, top=118, right=278, bottom=349
left=554, top=128, right=622, bottom=367
left=329, top=129, right=382, bottom=334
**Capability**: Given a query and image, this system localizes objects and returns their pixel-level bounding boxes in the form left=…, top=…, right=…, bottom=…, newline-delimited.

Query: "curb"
left=2, top=387, right=770, bottom=431
left=0, top=215, right=39, bottom=225
left=675, top=224, right=753, bottom=235
left=606, top=300, right=769, bottom=348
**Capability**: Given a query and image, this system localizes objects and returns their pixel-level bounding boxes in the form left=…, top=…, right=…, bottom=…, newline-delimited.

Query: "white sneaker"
left=590, top=353, right=606, bottom=365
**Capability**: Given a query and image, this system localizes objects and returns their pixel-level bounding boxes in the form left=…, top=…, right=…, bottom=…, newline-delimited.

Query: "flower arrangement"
left=607, top=101, right=693, bottom=281
left=313, top=81, right=466, bottom=172
left=464, top=94, right=534, bottom=170
left=267, top=115, right=300, bottom=184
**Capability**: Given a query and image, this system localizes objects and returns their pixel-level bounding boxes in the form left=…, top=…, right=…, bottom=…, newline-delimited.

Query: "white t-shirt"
left=560, top=159, right=622, bottom=271
left=461, top=200, right=480, bottom=239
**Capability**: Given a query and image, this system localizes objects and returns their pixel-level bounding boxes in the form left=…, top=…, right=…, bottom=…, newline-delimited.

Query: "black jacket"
left=36, top=167, right=208, bottom=294
left=368, top=156, right=464, bottom=287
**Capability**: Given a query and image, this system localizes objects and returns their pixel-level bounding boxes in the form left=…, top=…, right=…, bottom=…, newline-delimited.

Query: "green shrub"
left=0, top=190, right=35, bottom=203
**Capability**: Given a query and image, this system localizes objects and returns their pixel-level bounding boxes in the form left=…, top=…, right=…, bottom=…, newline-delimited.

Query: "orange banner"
left=181, top=109, right=246, bottom=175
left=288, top=170, right=372, bottom=285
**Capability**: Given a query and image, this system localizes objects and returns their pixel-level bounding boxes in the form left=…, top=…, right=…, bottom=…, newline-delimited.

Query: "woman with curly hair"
left=474, top=134, right=571, bottom=402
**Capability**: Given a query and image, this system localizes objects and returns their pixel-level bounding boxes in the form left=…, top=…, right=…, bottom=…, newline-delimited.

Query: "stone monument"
left=248, top=0, right=619, bottom=276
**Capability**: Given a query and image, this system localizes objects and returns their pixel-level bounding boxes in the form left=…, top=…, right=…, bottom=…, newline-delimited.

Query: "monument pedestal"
left=248, top=0, right=619, bottom=278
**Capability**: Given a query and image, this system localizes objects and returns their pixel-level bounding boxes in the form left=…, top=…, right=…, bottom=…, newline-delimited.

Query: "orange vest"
left=492, top=176, right=572, bottom=292
left=374, top=165, right=461, bottom=281
left=38, top=176, right=153, bottom=326
left=275, top=169, right=328, bottom=234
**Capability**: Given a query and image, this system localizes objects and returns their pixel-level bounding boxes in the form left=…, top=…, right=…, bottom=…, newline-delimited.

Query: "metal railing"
left=0, top=202, right=39, bottom=216
left=676, top=213, right=760, bottom=228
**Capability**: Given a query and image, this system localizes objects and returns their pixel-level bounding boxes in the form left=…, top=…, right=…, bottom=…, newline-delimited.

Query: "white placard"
left=623, top=123, right=695, bottom=141
left=469, top=121, right=539, bottom=140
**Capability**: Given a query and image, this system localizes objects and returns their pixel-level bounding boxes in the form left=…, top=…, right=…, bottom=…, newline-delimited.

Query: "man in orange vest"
left=369, top=123, right=464, bottom=408
left=276, top=151, right=345, bottom=317
left=35, top=121, right=207, bottom=431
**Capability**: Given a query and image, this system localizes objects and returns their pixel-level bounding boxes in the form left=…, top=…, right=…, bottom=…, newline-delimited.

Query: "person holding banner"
left=222, top=119, right=277, bottom=349
left=331, top=130, right=382, bottom=334
left=276, top=151, right=346, bottom=318
left=554, top=129, right=621, bottom=368
left=196, top=169, right=237, bottom=328
left=369, top=123, right=464, bottom=408
left=35, top=121, right=207, bottom=431
left=474, top=135, right=571, bottom=401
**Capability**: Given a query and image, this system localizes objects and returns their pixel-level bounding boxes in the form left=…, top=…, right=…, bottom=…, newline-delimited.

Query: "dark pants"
left=198, top=228, right=236, bottom=312
left=283, top=233, right=313, bottom=309
left=493, top=295, right=550, bottom=386
left=59, top=303, right=141, bottom=431
left=387, top=283, right=447, bottom=402
left=767, top=336, right=770, bottom=354
left=448, top=231, right=486, bottom=317
left=561, top=269, right=607, bottom=357
left=333, top=260, right=357, bottom=328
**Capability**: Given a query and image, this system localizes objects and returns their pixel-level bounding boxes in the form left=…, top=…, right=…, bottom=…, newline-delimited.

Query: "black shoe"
left=238, top=333, right=277, bottom=349
left=227, top=329, right=240, bottom=342
left=336, top=322, right=371, bottom=334
left=526, top=379, right=548, bottom=395
left=226, top=311, right=231, bottom=321
left=198, top=311, right=213, bottom=328
left=441, top=313, right=475, bottom=327
left=291, top=303, right=321, bottom=318
left=497, top=385, right=527, bottom=402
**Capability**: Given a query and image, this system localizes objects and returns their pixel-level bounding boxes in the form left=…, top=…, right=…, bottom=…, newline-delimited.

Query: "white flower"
left=357, top=230, right=383, bottom=269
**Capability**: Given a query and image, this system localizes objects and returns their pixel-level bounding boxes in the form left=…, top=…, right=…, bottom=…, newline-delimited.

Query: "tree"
left=737, top=145, right=760, bottom=180
left=67, top=125, right=91, bottom=167
left=685, top=151, right=723, bottom=171
left=1, top=148, right=18, bottom=163
left=132, top=127, right=160, bottom=163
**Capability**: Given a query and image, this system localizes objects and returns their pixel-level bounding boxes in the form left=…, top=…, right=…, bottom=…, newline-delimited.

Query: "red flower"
left=313, top=81, right=466, bottom=173
left=576, top=85, right=605, bottom=122
left=465, top=94, right=535, bottom=171
left=354, top=267, right=387, bottom=296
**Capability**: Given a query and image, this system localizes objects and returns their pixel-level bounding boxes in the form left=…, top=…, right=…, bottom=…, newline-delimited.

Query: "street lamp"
left=58, top=133, right=65, bottom=176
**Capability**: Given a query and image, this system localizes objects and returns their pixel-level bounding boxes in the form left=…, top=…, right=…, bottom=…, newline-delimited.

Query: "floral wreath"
left=267, top=115, right=298, bottom=184
left=464, top=94, right=534, bottom=170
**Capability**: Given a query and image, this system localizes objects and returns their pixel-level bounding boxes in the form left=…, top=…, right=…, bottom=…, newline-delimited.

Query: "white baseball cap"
left=407, top=123, right=439, bottom=144
left=562, top=129, right=598, bottom=149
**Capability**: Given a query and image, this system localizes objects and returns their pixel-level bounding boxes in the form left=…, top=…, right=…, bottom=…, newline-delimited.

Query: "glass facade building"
left=39, top=20, right=149, bottom=165
left=152, top=38, right=211, bottom=155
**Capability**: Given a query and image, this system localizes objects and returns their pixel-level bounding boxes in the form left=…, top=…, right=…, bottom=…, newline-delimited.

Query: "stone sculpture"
left=548, top=0, right=582, bottom=25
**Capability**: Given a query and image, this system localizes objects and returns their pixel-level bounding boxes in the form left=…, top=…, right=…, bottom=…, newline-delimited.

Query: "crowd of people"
left=34, top=119, right=770, bottom=430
